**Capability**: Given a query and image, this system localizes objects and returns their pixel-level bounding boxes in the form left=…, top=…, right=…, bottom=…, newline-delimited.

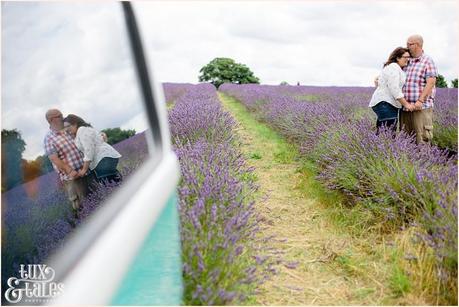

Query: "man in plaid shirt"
left=400, top=34, right=438, bottom=144
left=44, top=109, right=89, bottom=217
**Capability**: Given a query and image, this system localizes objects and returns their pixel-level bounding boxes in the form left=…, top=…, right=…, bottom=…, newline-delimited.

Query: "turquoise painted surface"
left=111, top=193, right=183, bottom=305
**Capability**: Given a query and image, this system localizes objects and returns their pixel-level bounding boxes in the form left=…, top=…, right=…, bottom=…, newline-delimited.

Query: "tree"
left=101, top=127, right=136, bottom=145
left=198, top=57, right=260, bottom=88
left=17, top=155, right=54, bottom=185
left=2, top=129, right=26, bottom=191
left=22, top=159, right=42, bottom=184
left=35, top=154, right=54, bottom=174
left=451, top=78, right=458, bottom=88
left=280, top=81, right=289, bottom=86
left=436, top=74, right=448, bottom=88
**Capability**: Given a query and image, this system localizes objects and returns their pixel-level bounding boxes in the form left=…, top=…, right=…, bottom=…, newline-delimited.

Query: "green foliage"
left=2, top=129, right=26, bottom=191
left=294, top=94, right=320, bottom=102
left=21, top=159, right=42, bottom=183
left=273, top=145, right=296, bottom=163
left=432, top=126, right=458, bottom=151
left=101, top=127, right=136, bottom=145
left=18, top=155, right=55, bottom=185
left=199, top=58, right=260, bottom=88
left=389, top=265, right=411, bottom=297
left=435, top=74, right=448, bottom=88
left=280, top=81, right=289, bottom=86
left=451, top=78, right=458, bottom=88
left=35, top=154, right=54, bottom=174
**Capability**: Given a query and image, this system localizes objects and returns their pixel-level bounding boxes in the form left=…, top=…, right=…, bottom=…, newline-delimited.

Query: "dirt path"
left=218, top=92, right=425, bottom=305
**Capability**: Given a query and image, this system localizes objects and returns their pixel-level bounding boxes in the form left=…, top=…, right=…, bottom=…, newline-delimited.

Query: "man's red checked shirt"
left=44, top=129, right=84, bottom=182
left=403, top=52, right=438, bottom=109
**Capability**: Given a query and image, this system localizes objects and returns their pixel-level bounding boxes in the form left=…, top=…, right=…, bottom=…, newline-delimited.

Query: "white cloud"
left=133, top=0, right=458, bottom=86
left=2, top=1, right=458, bottom=159
left=2, top=2, right=148, bottom=159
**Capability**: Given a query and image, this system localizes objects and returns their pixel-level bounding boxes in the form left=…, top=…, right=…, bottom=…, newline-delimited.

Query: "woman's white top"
left=75, top=126, right=122, bottom=170
left=369, top=62, right=406, bottom=108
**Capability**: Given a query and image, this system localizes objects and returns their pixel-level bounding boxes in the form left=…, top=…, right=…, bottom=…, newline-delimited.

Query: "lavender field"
left=220, top=83, right=458, bottom=303
left=2, top=82, right=457, bottom=305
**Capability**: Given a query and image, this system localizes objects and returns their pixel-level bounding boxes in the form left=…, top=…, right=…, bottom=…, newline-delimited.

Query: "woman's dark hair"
left=383, top=47, right=410, bottom=67
left=63, top=114, right=92, bottom=128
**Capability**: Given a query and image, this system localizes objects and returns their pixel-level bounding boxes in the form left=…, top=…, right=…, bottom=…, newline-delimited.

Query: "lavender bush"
left=166, top=83, right=265, bottom=305
left=163, top=82, right=195, bottom=103
left=1, top=171, right=73, bottom=295
left=220, top=83, right=458, bottom=300
left=431, top=88, right=458, bottom=151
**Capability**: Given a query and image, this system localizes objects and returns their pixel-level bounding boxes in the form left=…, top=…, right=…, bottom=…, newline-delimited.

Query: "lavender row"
left=166, top=83, right=265, bottom=305
left=220, top=84, right=457, bottom=151
left=220, top=83, right=457, bottom=297
left=163, top=82, right=196, bottom=103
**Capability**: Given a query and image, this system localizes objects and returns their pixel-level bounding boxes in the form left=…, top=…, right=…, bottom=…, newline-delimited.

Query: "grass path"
left=218, top=92, right=428, bottom=305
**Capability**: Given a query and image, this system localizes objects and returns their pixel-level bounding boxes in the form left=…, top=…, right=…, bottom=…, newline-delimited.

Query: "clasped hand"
left=67, top=169, right=87, bottom=179
left=405, top=100, right=423, bottom=112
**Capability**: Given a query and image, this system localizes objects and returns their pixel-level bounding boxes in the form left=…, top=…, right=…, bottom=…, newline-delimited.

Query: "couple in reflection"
left=44, top=109, right=122, bottom=218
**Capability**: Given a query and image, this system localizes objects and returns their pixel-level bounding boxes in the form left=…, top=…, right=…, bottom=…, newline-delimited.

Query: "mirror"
left=1, top=2, right=152, bottom=302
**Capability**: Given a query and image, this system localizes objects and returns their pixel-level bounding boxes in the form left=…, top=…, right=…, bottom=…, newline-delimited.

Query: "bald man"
left=44, top=109, right=88, bottom=218
left=400, top=34, right=438, bottom=144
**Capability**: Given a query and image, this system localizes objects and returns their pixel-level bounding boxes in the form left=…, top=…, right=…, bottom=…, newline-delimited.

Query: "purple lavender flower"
left=166, top=83, right=267, bottom=305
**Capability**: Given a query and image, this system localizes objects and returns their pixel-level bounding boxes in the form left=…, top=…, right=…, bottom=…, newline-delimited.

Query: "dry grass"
left=220, top=93, right=382, bottom=305
left=219, top=92, right=449, bottom=305
left=394, top=227, right=457, bottom=305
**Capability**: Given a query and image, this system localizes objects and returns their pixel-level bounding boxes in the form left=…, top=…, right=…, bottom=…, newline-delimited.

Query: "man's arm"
left=78, top=161, right=91, bottom=177
left=420, top=77, right=436, bottom=101
left=415, top=77, right=436, bottom=109
left=48, top=154, right=78, bottom=179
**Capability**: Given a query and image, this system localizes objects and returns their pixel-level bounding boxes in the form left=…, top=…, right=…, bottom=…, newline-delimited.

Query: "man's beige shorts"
left=63, top=176, right=88, bottom=210
left=400, top=108, right=433, bottom=144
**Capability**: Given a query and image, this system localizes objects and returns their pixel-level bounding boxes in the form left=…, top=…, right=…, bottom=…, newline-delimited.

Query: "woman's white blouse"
left=75, top=126, right=122, bottom=170
left=369, top=62, right=406, bottom=108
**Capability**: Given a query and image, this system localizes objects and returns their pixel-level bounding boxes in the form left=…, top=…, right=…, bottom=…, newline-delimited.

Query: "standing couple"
left=369, top=34, right=437, bottom=144
left=44, top=109, right=122, bottom=218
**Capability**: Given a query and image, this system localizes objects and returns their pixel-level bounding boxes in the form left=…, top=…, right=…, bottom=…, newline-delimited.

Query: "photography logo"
left=4, top=264, right=64, bottom=304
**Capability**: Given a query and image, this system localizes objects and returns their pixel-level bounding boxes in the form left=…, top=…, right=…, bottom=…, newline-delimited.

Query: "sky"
left=2, top=1, right=458, bottom=159
left=2, top=2, right=149, bottom=159
left=133, top=0, right=459, bottom=85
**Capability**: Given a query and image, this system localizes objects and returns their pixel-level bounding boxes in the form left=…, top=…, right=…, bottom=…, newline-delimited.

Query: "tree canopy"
left=198, top=57, right=260, bottom=88
left=451, top=78, right=458, bottom=88
left=436, top=74, right=448, bottom=88
left=101, top=127, right=136, bottom=145
left=2, top=129, right=26, bottom=191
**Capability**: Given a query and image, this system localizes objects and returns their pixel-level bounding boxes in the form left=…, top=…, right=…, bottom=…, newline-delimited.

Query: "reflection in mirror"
left=1, top=2, right=151, bottom=300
